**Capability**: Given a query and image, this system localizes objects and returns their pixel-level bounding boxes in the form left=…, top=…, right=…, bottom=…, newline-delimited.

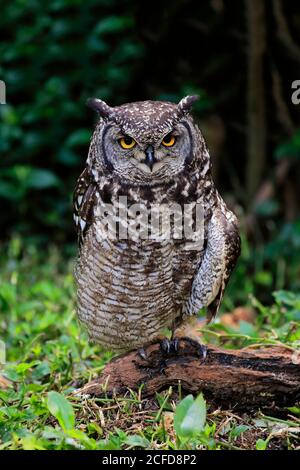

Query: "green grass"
left=0, top=238, right=300, bottom=450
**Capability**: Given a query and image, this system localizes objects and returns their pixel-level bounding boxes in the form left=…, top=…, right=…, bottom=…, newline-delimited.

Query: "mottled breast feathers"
left=73, top=96, right=240, bottom=352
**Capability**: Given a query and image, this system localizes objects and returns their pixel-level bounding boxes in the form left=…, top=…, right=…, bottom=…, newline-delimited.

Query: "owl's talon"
left=201, top=344, right=207, bottom=361
left=160, top=338, right=171, bottom=354
left=159, top=336, right=206, bottom=361
left=173, top=337, right=180, bottom=352
left=160, top=337, right=180, bottom=355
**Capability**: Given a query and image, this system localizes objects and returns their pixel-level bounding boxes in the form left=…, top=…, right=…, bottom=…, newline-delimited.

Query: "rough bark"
left=75, top=339, right=300, bottom=410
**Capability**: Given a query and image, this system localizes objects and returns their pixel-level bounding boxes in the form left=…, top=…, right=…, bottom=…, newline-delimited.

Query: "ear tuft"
left=86, top=98, right=113, bottom=119
left=177, top=95, right=199, bottom=117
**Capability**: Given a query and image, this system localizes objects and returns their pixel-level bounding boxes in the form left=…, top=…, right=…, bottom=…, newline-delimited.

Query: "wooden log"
left=76, top=339, right=300, bottom=409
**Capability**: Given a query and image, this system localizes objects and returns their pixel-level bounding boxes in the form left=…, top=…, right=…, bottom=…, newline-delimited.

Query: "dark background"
left=1, top=0, right=300, bottom=302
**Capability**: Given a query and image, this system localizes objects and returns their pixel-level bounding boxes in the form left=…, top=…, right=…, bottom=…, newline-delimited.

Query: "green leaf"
left=21, top=434, right=46, bottom=450
left=66, top=429, right=97, bottom=449
left=94, top=16, right=134, bottom=35
left=47, top=391, right=75, bottom=431
left=274, top=290, right=297, bottom=307
left=255, top=199, right=280, bottom=217
left=238, top=321, right=256, bottom=337
left=124, top=435, right=150, bottom=448
left=32, top=362, right=51, bottom=380
left=275, top=130, right=300, bottom=160
left=66, top=129, right=91, bottom=147
left=230, top=424, right=250, bottom=439
left=287, top=406, right=300, bottom=416
left=16, top=361, right=40, bottom=374
left=254, top=270, right=273, bottom=286
left=27, top=169, right=59, bottom=189
left=174, top=393, right=206, bottom=440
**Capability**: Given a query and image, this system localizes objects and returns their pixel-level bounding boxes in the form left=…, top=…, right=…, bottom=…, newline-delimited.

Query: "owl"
left=73, top=96, right=240, bottom=356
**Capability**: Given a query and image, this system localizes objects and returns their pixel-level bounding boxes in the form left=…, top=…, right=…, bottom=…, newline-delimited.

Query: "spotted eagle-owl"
left=73, top=96, right=240, bottom=354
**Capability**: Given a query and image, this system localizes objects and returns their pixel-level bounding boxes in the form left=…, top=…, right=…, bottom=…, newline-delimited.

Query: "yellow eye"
left=119, top=136, right=136, bottom=149
left=162, top=134, right=176, bottom=147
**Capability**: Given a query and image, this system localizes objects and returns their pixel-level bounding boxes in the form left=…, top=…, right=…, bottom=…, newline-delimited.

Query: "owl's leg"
left=158, top=318, right=180, bottom=354
left=160, top=316, right=207, bottom=359
left=137, top=341, right=175, bottom=360
left=160, top=337, right=180, bottom=354
left=174, top=315, right=205, bottom=339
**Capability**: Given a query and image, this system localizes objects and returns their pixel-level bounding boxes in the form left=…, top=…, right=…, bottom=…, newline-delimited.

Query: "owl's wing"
left=205, top=209, right=241, bottom=322
left=73, top=167, right=97, bottom=245
left=184, top=205, right=240, bottom=322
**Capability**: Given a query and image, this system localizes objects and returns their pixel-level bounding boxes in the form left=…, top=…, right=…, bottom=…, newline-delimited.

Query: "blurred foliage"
left=0, top=0, right=145, bottom=242
left=0, top=1, right=300, bottom=287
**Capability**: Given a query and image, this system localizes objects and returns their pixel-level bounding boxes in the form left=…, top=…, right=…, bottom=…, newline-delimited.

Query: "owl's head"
left=87, top=96, right=202, bottom=185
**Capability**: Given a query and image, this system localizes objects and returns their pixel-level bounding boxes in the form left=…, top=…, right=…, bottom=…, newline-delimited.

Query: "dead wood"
left=75, top=339, right=300, bottom=410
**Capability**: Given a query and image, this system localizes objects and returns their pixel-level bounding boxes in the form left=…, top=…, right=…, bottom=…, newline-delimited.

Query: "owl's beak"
left=144, top=145, right=156, bottom=171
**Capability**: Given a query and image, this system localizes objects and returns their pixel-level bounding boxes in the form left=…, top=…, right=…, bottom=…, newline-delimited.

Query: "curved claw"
left=137, top=347, right=148, bottom=360
left=160, top=337, right=180, bottom=354
left=160, top=338, right=172, bottom=354
left=160, top=336, right=207, bottom=361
